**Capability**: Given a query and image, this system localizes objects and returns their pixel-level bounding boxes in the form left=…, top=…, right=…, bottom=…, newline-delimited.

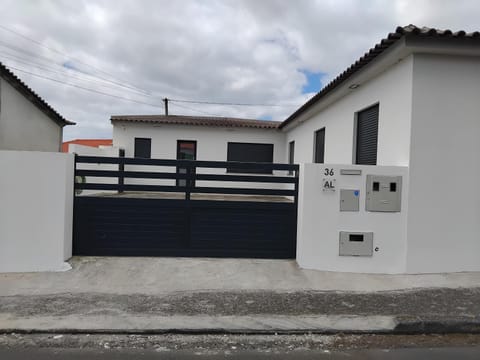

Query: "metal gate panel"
left=73, top=155, right=299, bottom=259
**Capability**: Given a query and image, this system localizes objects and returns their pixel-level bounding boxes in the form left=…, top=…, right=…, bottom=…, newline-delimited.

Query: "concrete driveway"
left=1, top=257, right=479, bottom=296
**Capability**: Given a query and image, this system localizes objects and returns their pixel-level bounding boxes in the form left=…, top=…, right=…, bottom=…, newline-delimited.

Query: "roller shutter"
left=356, top=104, right=379, bottom=165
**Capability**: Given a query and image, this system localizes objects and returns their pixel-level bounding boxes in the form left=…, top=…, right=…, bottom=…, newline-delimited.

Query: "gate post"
left=118, top=148, right=125, bottom=194
left=185, top=162, right=192, bottom=201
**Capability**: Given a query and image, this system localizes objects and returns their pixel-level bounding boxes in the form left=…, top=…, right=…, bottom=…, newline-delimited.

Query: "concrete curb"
left=1, top=314, right=480, bottom=335
left=393, top=316, right=480, bottom=334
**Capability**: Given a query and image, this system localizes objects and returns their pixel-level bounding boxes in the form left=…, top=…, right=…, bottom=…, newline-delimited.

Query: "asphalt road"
left=1, top=347, right=480, bottom=359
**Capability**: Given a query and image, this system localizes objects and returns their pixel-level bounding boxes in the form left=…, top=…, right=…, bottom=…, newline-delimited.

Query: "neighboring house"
left=112, top=115, right=285, bottom=166
left=0, top=61, right=74, bottom=152
left=62, top=138, right=113, bottom=152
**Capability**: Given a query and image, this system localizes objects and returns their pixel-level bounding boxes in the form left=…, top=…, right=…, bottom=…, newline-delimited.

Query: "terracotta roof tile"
left=111, top=115, right=281, bottom=129
left=62, top=139, right=113, bottom=152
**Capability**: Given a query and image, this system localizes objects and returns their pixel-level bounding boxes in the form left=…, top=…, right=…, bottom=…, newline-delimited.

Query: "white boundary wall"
left=297, top=163, right=409, bottom=274
left=0, top=151, right=73, bottom=272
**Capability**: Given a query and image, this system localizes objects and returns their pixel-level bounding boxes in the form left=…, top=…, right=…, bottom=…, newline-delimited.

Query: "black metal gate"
left=73, top=155, right=299, bottom=259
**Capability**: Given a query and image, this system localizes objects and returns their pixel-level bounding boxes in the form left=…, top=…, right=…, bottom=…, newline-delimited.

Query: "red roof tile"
left=62, top=139, right=113, bottom=152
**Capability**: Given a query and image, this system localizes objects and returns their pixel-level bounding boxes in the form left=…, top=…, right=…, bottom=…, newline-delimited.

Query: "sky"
left=0, top=0, right=479, bottom=141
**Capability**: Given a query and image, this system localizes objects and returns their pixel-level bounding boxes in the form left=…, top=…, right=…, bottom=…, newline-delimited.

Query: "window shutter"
left=227, top=142, right=274, bottom=174
left=356, top=105, right=379, bottom=165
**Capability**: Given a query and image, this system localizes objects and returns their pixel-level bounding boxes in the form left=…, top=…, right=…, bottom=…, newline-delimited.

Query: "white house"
left=280, top=25, right=480, bottom=274
left=112, top=115, right=285, bottom=165
left=0, top=61, right=74, bottom=152
left=109, top=25, right=480, bottom=274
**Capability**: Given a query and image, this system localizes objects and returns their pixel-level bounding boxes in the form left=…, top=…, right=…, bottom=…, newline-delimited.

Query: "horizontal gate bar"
left=75, top=155, right=299, bottom=171
left=76, top=169, right=298, bottom=184
left=75, top=183, right=296, bottom=196
left=76, top=169, right=186, bottom=180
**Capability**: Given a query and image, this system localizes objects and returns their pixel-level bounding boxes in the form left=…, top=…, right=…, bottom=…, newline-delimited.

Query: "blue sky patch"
left=300, top=70, right=324, bottom=94
left=62, top=60, right=78, bottom=71
left=63, top=61, right=91, bottom=75
left=259, top=114, right=273, bottom=121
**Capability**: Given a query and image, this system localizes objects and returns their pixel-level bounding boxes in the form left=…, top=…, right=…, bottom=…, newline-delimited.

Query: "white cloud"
left=0, top=0, right=479, bottom=140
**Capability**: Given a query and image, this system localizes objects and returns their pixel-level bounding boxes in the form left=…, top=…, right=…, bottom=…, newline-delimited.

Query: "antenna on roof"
left=163, top=98, right=169, bottom=116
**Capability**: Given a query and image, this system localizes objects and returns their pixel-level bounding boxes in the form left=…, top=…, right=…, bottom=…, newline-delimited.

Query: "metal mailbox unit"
left=335, top=169, right=403, bottom=257
left=339, top=231, right=374, bottom=256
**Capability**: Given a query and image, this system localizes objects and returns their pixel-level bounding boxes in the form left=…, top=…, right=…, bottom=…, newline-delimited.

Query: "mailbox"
left=340, top=189, right=360, bottom=212
left=339, top=231, right=373, bottom=256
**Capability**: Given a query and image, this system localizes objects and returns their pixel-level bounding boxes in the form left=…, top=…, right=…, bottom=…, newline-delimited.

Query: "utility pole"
left=163, top=98, right=169, bottom=116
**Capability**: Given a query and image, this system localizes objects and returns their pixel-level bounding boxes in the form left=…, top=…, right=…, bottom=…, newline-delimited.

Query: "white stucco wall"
left=0, top=78, right=62, bottom=152
left=0, top=150, right=74, bottom=272
left=406, top=54, right=480, bottom=273
left=113, top=122, right=286, bottom=162
left=285, top=55, right=413, bottom=167
left=297, top=163, right=409, bottom=274
left=113, top=122, right=289, bottom=189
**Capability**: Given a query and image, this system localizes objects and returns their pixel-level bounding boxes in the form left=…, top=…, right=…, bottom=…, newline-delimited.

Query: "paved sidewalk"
left=1, top=257, right=479, bottom=334
left=1, top=257, right=480, bottom=296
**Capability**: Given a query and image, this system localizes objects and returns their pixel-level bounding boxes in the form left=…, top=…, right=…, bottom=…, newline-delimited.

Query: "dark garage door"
left=73, top=155, right=299, bottom=259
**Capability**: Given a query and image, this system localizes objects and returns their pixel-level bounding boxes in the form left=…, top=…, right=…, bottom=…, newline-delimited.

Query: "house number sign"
left=322, top=168, right=336, bottom=192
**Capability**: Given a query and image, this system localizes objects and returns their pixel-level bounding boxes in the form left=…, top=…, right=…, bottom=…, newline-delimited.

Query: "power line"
left=0, top=24, right=150, bottom=95
left=169, top=101, right=223, bottom=117
left=0, top=26, right=301, bottom=111
left=169, top=98, right=298, bottom=107
left=5, top=65, right=222, bottom=117
left=7, top=65, right=165, bottom=108
left=0, top=39, right=151, bottom=97
left=0, top=50, right=160, bottom=98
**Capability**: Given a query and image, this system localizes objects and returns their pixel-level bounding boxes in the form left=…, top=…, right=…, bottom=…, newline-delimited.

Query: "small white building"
left=110, top=25, right=480, bottom=274
left=112, top=115, right=285, bottom=165
left=0, top=61, right=74, bottom=152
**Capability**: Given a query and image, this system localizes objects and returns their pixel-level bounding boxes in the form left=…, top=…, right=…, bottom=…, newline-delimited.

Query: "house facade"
left=0, top=61, right=74, bottom=152
left=108, top=25, right=480, bottom=274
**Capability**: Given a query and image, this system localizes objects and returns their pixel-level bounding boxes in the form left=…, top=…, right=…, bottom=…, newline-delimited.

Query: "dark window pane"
left=289, top=141, right=295, bottom=164
left=134, top=138, right=151, bottom=158
left=356, top=104, right=379, bottom=165
left=177, top=141, right=196, bottom=160
left=176, top=141, right=196, bottom=187
left=227, top=142, right=274, bottom=174
left=288, top=141, right=295, bottom=175
left=314, top=128, right=325, bottom=163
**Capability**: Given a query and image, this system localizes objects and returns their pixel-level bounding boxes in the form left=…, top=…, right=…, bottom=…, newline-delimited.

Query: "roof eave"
left=0, top=63, right=74, bottom=127
left=279, top=25, right=480, bottom=130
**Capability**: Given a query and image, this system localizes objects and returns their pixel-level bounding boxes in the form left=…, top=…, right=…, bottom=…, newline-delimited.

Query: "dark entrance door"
left=176, top=140, right=197, bottom=187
